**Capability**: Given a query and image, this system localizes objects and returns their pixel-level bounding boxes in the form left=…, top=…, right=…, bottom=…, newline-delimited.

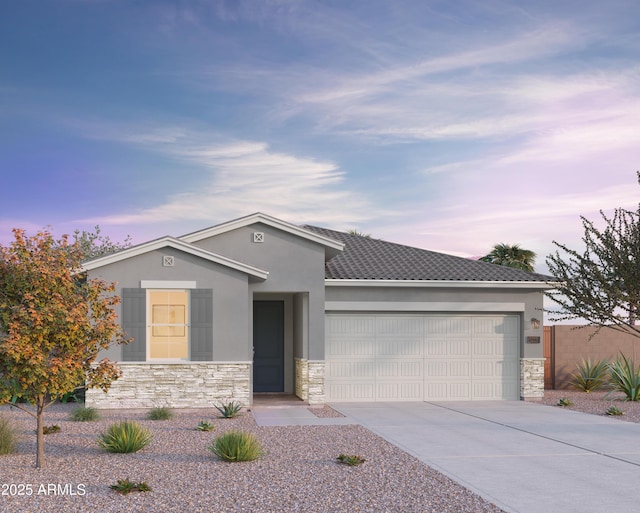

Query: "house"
left=83, top=212, right=552, bottom=408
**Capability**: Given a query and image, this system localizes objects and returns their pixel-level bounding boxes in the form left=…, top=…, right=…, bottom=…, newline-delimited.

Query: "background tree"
left=480, top=243, right=537, bottom=272
left=347, top=229, right=372, bottom=238
left=0, top=229, right=128, bottom=468
left=71, top=225, right=132, bottom=260
left=546, top=203, right=640, bottom=338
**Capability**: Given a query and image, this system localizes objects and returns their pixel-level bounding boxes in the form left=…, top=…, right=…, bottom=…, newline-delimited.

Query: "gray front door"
left=253, top=300, right=284, bottom=392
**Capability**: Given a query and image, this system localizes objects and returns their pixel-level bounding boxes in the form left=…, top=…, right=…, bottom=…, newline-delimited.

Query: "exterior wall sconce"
left=530, top=318, right=540, bottom=330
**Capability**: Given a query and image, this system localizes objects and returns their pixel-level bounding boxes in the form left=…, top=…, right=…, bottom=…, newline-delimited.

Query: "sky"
left=1, top=0, right=639, bottom=274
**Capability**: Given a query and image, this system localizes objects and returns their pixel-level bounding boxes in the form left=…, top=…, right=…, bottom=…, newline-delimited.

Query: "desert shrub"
left=336, top=454, right=366, bottom=466
left=215, top=401, right=242, bottom=418
left=0, top=417, right=17, bottom=455
left=570, top=358, right=609, bottom=392
left=208, top=430, right=263, bottom=462
left=97, top=421, right=153, bottom=453
left=146, top=407, right=174, bottom=421
left=195, top=420, right=215, bottom=432
left=557, top=397, right=573, bottom=407
left=110, top=478, right=152, bottom=494
left=608, top=353, right=640, bottom=401
left=69, top=406, right=100, bottom=422
left=42, top=425, right=61, bottom=434
left=605, top=405, right=624, bottom=416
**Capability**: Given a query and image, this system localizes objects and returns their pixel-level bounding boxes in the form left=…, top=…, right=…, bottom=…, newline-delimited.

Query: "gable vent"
left=253, top=232, right=264, bottom=243
left=163, top=255, right=175, bottom=267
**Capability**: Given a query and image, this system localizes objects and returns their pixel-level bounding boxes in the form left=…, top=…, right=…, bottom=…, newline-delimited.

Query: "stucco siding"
left=87, top=247, right=252, bottom=362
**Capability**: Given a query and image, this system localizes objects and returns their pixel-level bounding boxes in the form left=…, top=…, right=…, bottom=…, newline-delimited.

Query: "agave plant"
left=215, top=401, right=242, bottom=418
left=570, top=358, right=609, bottom=393
left=607, top=353, right=640, bottom=401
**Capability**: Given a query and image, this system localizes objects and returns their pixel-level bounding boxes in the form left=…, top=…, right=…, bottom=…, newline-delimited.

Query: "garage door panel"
left=326, top=314, right=519, bottom=402
left=326, top=338, right=374, bottom=357
left=425, top=317, right=472, bottom=335
left=326, top=359, right=375, bottom=379
left=377, top=381, right=422, bottom=400
left=473, top=338, right=502, bottom=356
left=376, top=316, right=423, bottom=335
left=326, top=382, right=375, bottom=401
left=376, top=359, right=422, bottom=378
left=425, top=339, right=471, bottom=356
left=375, top=338, right=422, bottom=357
left=326, top=316, right=376, bottom=336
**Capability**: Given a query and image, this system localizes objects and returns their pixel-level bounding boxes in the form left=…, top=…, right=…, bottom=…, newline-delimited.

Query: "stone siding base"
left=295, top=358, right=309, bottom=401
left=520, top=358, right=545, bottom=399
left=86, top=363, right=251, bottom=409
left=294, top=358, right=325, bottom=404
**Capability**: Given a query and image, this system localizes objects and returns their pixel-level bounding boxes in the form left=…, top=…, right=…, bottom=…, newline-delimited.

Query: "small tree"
left=0, top=229, right=128, bottom=468
left=480, top=243, right=537, bottom=272
left=546, top=194, right=640, bottom=338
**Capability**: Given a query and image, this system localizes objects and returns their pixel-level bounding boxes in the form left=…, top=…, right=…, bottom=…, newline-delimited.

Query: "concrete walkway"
left=251, top=403, right=353, bottom=426
left=332, top=401, right=640, bottom=513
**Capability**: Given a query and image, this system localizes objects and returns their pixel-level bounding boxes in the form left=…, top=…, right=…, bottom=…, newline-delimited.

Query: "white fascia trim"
left=140, top=280, right=197, bottom=289
left=325, top=301, right=526, bottom=312
left=81, top=237, right=268, bottom=280
left=325, top=279, right=554, bottom=289
left=180, top=212, right=345, bottom=252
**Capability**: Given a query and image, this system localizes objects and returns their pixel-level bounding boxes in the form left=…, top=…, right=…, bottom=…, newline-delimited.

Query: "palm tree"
left=480, top=243, right=536, bottom=272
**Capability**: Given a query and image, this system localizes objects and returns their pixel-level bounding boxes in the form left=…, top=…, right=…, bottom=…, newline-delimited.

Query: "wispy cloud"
left=77, top=125, right=378, bottom=229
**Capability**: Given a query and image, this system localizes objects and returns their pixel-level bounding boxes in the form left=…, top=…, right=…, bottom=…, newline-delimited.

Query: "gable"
left=81, top=235, right=268, bottom=281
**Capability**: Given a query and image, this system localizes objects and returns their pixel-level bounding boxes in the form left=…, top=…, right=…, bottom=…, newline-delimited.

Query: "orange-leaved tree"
left=0, top=229, right=128, bottom=468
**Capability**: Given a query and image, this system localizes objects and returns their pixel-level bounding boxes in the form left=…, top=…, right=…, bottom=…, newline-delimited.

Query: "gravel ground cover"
left=1, top=403, right=504, bottom=513
left=538, top=389, right=640, bottom=423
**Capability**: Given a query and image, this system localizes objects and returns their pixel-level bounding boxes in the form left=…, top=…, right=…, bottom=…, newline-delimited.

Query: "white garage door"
left=325, top=314, right=520, bottom=401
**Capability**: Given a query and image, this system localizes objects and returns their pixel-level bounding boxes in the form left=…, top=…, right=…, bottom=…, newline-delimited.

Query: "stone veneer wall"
left=307, top=361, right=325, bottom=405
left=86, top=363, right=251, bottom=409
left=520, top=358, right=545, bottom=399
left=295, top=358, right=309, bottom=401
left=294, top=358, right=325, bottom=404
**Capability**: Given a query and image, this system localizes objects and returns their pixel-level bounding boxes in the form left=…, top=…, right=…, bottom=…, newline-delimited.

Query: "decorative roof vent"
left=253, top=232, right=264, bottom=243
left=163, top=255, right=175, bottom=267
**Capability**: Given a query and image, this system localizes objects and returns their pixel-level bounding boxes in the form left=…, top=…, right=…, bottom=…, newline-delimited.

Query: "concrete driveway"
left=332, top=401, right=640, bottom=513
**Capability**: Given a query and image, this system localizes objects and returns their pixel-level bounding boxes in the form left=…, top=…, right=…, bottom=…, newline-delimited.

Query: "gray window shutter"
left=191, top=289, right=213, bottom=361
left=122, top=288, right=146, bottom=361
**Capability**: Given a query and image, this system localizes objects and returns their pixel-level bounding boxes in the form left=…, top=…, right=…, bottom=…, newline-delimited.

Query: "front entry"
left=253, top=300, right=285, bottom=392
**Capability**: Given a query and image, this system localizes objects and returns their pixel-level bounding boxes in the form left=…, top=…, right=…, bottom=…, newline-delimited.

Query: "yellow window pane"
left=148, top=290, right=189, bottom=360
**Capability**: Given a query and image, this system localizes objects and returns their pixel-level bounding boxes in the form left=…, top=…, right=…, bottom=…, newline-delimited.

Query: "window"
left=147, top=290, right=189, bottom=360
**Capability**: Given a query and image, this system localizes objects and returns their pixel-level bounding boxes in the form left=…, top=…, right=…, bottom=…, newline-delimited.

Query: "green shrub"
left=69, top=406, right=100, bottom=422
left=42, top=425, right=61, bottom=434
left=97, top=421, right=153, bottom=453
left=215, top=401, right=242, bottom=418
left=557, top=397, right=573, bottom=407
left=336, top=454, right=366, bottom=466
left=208, top=430, right=263, bottom=462
left=0, top=417, right=17, bottom=455
left=195, top=420, right=215, bottom=432
left=606, top=405, right=624, bottom=416
left=110, top=478, right=152, bottom=495
left=146, top=407, right=174, bottom=421
left=570, top=358, right=609, bottom=392
left=608, top=353, right=640, bottom=401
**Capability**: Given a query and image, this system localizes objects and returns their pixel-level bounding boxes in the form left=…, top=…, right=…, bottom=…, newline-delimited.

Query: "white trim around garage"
left=325, top=301, right=526, bottom=312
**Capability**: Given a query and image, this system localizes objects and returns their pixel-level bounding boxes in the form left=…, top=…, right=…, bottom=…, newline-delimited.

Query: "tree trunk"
left=35, top=395, right=45, bottom=469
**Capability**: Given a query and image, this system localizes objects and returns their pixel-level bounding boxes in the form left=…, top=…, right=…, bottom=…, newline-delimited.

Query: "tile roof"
left=303, top=225, right=553, bottom=282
